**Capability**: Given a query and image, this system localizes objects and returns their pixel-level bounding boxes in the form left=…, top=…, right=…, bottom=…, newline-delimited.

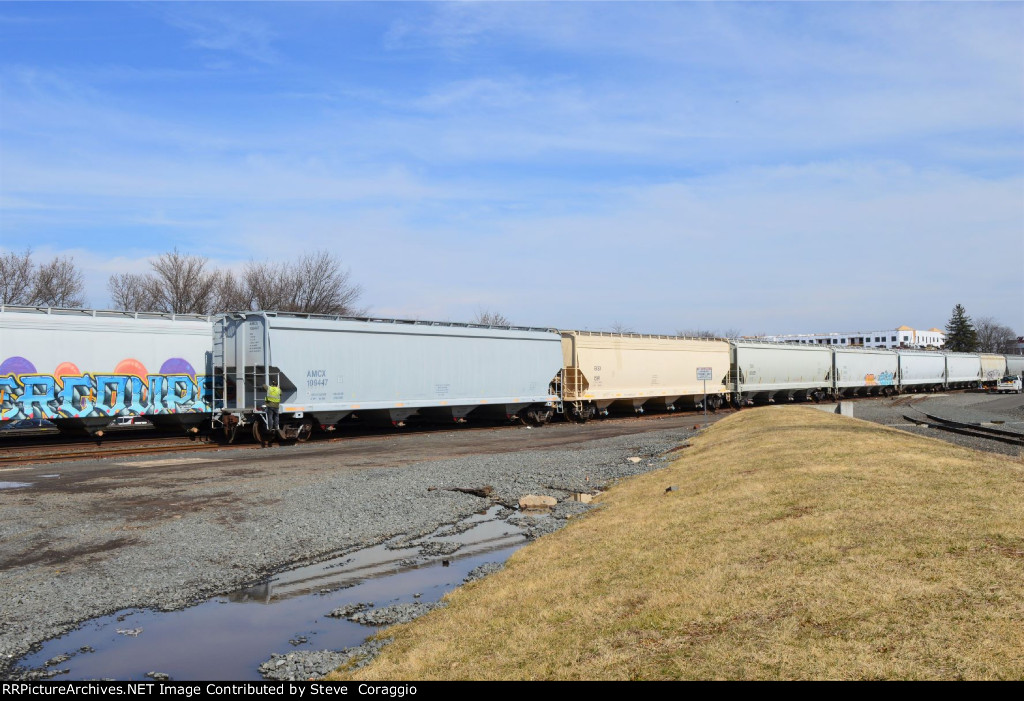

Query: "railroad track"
left=903, top=412, right=1024, bottom=447
left=0, top=407, right=730, bottom=468
left=0, top=440, right=250, bottom=467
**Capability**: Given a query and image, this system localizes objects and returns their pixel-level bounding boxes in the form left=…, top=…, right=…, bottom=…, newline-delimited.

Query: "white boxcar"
left=897, top=350, right=946, bottom=391
left=731, top=342, right=833, bottom=404
left=980, top=354, right=1007, bottom=385
left=833, top=348, right=898, bottom=395
left=1006, top=356, right=1024, bottom=377
left=213, top=312, right=563, bottom=440
left=0, top=306, right=212, bottom=433
left=944, top=353, right=982, bottom=388
left=559, top=332, right=731, bottom=418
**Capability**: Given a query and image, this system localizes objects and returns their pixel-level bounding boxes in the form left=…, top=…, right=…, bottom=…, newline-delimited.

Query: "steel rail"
left=919, top=412, right=1024, bottom=440
left=0, top=442, right=251, bottom=467
left=902, top=415, right=1024, bottom=447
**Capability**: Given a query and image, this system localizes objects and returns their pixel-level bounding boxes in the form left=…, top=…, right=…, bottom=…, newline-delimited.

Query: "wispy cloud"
left=158, top=6, right=280, bottom=64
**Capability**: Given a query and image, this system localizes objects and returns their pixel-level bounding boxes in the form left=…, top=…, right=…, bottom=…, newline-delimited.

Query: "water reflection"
left=15, top=506, right=532, bottom=681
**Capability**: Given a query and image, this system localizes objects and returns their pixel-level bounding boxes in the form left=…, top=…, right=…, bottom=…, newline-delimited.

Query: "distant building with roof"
left=759, top=326, right=945, bottom=349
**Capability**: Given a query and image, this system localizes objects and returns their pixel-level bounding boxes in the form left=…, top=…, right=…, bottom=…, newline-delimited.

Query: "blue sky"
left=1, top=1, right=1021, bottom=335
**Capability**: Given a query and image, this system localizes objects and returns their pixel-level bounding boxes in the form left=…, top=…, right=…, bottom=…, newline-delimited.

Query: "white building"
left=761, top=326, right=945, bottom=349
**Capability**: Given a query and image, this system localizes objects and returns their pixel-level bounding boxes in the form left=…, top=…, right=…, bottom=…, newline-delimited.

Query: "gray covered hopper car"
left=213, top=312, right=564, bottom=442
left=1007, top=356, right=1024, bottom=377
left=944, top=353, right=982, bottom=389
left=731, top=341, right=833, bottom=405
left=897, top=350, right=946, bottom=392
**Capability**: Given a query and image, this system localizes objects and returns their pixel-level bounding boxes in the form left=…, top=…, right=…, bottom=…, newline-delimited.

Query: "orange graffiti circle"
left=114, top=358, right=148, bottom=378
left=53, top=362, right=81, bottom=388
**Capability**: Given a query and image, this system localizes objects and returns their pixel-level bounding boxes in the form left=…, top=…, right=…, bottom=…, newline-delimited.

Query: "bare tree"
left=243, top=260, right=286, bottom=311
left=610, top=321, right=636, bottom=334
left=975, top=316, right=1018, bottom=354
left=108, top=272, right=157, bottom=312
left=147, top=249, right=220, bottom=314
left=31, top=255, right=85, bottom=307
left=213, top=269, right=253, bottom=312
left=107, top=248, right=365, bottom=315
left=244, top=251, right=363, bottom=315
left=0, top=249, right=36, bottom=305
left=676, top=328, right=739, bottom=339
left=473, top=309, right=510, bottom=326
left=288, top=251, right=364, bottom=315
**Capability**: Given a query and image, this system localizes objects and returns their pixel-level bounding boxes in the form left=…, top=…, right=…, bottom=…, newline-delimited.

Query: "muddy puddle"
left=0, top=481, right=32, bottom=490
left=13, top=505, right=533, bottom=681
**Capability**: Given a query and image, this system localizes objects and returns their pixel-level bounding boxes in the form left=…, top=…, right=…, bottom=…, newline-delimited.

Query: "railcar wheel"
left=522, top=410, right=550, bottom=427
left=253, top=419, right=270, bottom=445
left=565, top=404, right=589, bottom=424
left=295, top=420, right=313, bottom=443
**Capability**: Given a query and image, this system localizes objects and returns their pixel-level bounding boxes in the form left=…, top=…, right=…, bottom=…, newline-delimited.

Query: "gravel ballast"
left=0, top=419, right=703, bottom=677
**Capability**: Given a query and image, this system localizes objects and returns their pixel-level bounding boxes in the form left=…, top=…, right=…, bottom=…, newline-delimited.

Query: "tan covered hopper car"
left=558, top=331, right=731, bottom=420
left=980, top=354, right=1007, bottom=387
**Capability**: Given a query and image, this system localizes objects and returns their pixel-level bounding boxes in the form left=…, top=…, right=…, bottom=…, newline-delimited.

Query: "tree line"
left=108, top=249, right=364, bottom=316
left=0, top=250, right=86, bottom=308
left=1, top=252, right=1018, bottom=351
left=1, top=248, right=364, bottom=316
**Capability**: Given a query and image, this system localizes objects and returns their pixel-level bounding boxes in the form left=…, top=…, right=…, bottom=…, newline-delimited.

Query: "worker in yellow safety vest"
left=262, top=380, right=282, bottom=432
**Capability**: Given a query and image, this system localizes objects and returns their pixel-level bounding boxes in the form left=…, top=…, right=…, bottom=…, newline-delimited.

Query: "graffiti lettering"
left=863, top=372, right=895, bottom=387
left=0, top=374, right=211, bottom=421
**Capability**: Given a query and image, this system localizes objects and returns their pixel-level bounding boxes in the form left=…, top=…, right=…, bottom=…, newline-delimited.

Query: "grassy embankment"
left=328, top=407, right=1024, bottom=680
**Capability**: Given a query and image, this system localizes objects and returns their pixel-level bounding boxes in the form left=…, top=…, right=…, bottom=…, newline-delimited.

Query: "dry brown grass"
left=329, top=407, right=1024, bottom=680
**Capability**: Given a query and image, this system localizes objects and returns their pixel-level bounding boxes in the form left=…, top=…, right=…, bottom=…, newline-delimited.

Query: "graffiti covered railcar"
left=979, top=353, right=1007, bottom=387
left=0, top=306, right=213, bottom=434
left=833, top=347, right=899, bottom=396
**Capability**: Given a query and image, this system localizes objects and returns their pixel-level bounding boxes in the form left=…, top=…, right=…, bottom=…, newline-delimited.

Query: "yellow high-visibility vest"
left=266, top=385, right=282, bottom=404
